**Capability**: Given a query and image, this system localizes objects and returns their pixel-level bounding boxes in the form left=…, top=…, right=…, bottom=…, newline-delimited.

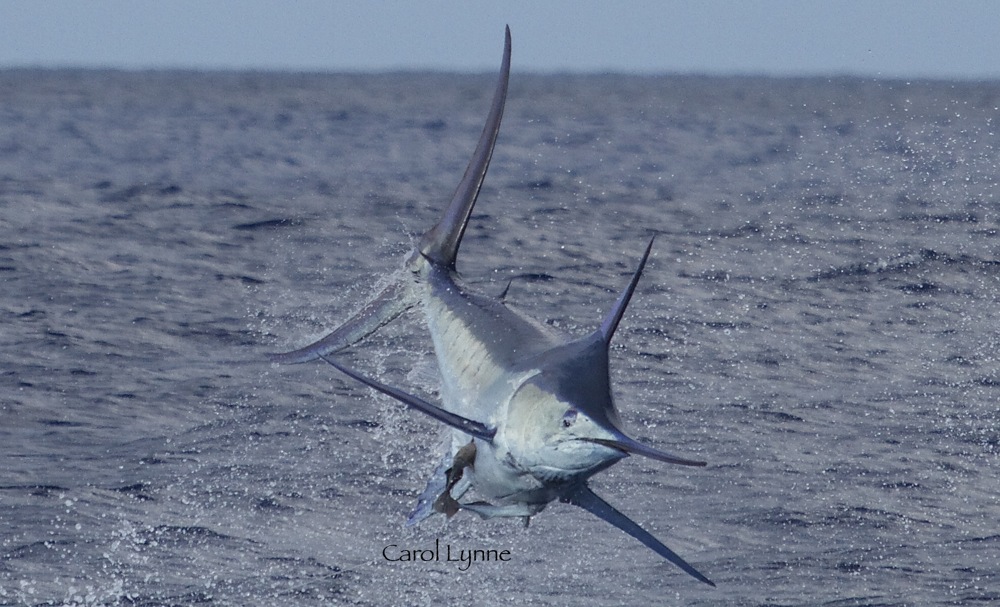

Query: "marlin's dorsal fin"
left=319, top=355, right=496, bottom=442
left=599, top=237, right=655, bottom=343
left=564, top=484, right=715, bottom=587
left=418, top=26, right=511, bottom=270
left=498, top=278, right=513, bottom=301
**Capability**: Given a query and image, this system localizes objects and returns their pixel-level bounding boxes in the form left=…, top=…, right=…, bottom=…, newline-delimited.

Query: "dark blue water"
left=1, top=69, right=999, bottom=606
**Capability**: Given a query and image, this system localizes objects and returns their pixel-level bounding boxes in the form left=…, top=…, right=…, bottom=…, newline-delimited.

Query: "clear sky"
left=2, top=1, right=999, bottom=79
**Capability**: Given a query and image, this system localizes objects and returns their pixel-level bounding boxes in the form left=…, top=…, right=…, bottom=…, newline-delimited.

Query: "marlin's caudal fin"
left=270, top=28, right=510, bottom=362
left=268, top=279, right=415, bottom=364
left=418, top=26, right=511, bottom=270
left=564, top=484, right=715, bottom=587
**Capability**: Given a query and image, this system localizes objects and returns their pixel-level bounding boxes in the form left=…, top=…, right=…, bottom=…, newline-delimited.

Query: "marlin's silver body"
left=271, top=28, right=715, bottom=586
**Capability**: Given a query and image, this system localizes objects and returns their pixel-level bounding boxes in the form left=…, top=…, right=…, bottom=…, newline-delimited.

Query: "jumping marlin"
left=270, top=27, right=714, bottom=586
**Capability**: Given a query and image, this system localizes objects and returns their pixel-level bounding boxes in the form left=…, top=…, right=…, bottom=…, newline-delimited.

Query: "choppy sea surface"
left=1, top=68, right=999, bottom=606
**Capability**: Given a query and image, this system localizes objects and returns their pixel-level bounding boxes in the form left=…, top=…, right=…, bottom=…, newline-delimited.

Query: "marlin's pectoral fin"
left=563, top=484, right=715, bottom=587
left=268, top=278, right=415, bottom=364
left=320, top=355, right=496, bottom=442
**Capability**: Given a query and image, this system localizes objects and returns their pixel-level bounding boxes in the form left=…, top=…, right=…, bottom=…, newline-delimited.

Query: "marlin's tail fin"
left=418, top=26, right=511, bottom=270
left=270, top=29, right=509, bottom=363
left=268, top=278, right=415, bottom=364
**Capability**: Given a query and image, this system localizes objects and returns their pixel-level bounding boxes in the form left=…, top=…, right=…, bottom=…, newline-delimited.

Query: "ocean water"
left=1, top=68, right=999, bottom=606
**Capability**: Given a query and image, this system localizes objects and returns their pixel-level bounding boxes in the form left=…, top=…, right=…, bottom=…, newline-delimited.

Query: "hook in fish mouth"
left=580, top=435, right=707, bottom=467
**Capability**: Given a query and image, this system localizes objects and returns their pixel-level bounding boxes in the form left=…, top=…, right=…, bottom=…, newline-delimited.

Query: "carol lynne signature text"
left=382, top=538, right=511, bottom=571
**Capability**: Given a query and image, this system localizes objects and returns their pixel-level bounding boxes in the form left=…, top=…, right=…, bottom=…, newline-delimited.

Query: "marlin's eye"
left=561, top=408, right=578, bottom=428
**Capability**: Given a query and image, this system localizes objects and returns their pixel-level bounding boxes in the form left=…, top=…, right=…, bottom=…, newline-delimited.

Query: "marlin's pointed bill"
left=582, top=432, right=707, bottom=467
